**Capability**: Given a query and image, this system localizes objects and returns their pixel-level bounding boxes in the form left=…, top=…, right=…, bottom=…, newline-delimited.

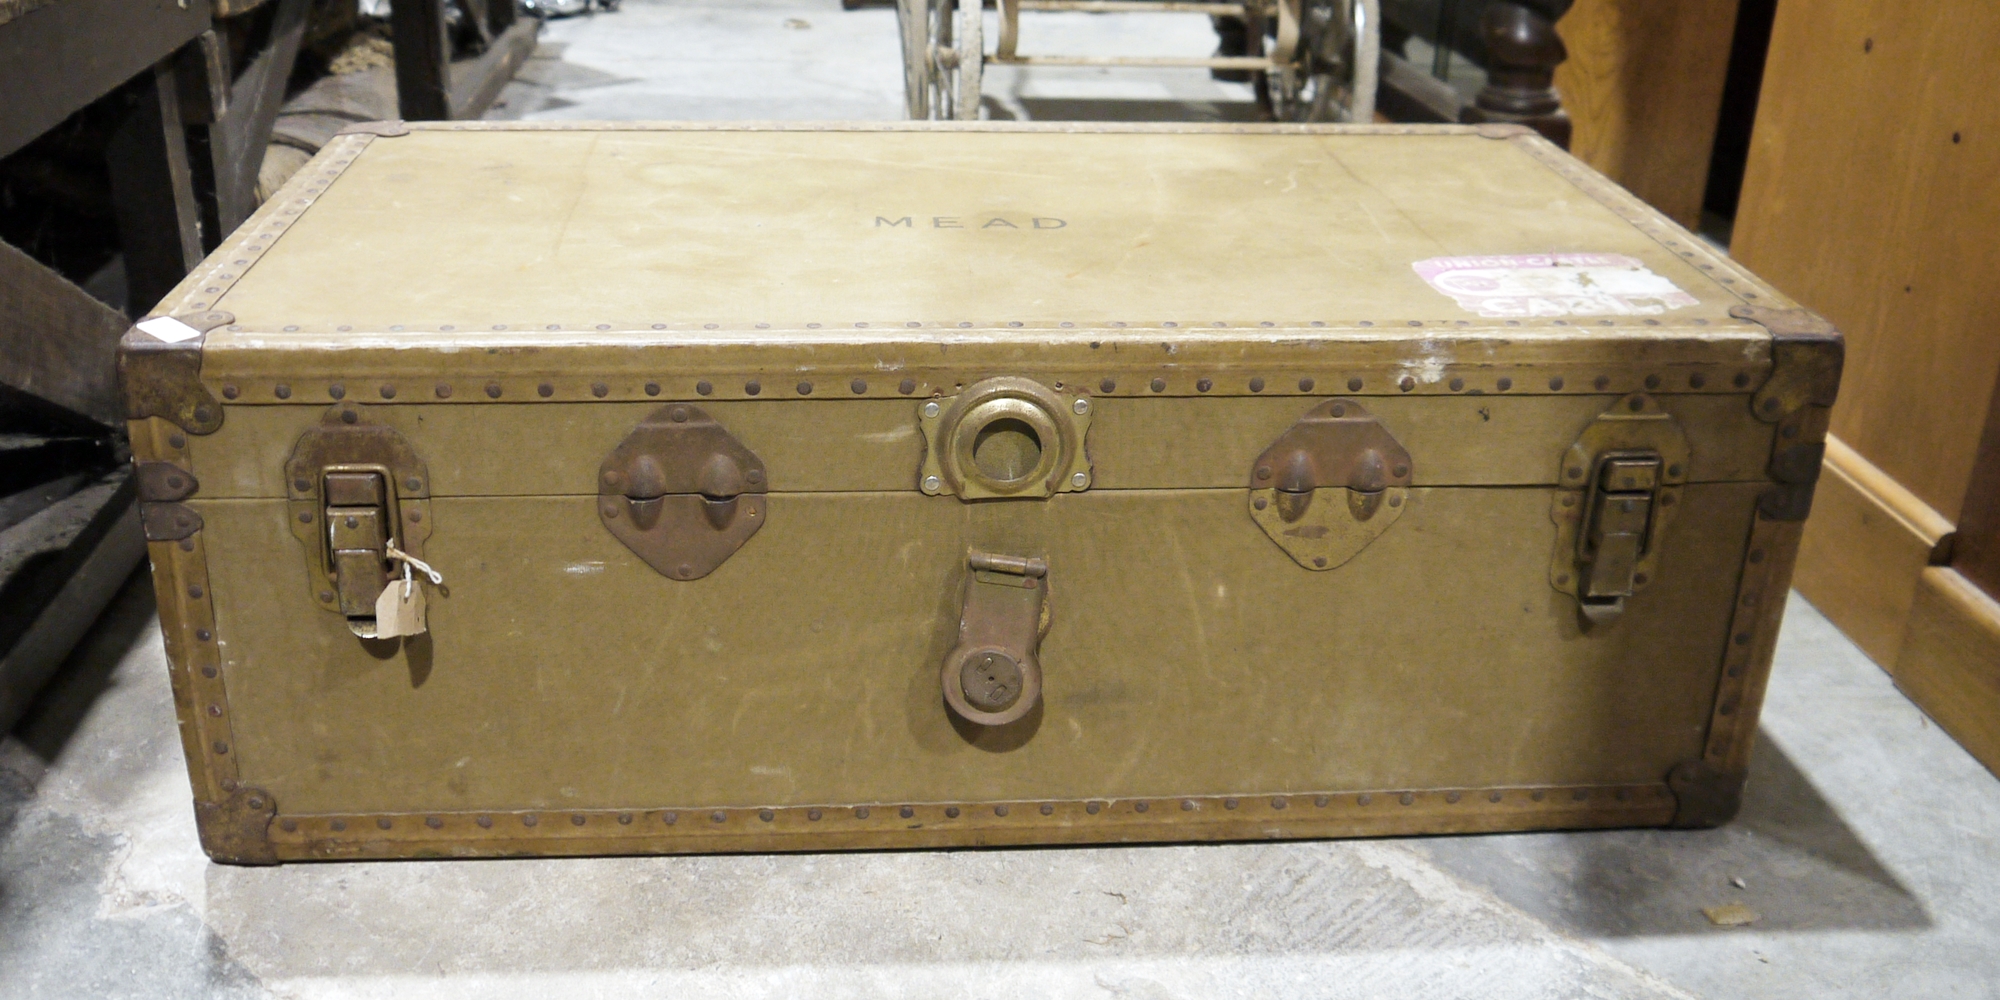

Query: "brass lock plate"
left=941, top=551, right=1051, bottom=727
left=917, top=377, right=1093, bottom=500
left=1248, top=399, right=1413, bottom=570
left=1548, top=393, right=1691, bottom=624
left=283, top=403, right=432, bottom=636
left=598, top=403, right=767, bottom=580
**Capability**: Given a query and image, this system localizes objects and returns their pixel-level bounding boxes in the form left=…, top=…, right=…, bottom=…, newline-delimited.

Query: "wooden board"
left=1894, top=568, right=2000, bottom=779
left=1731, top=0, right=2000, bottom=523
left=1554, top=0, right=1741, bottom=229
left=1791, top=436, right=1952, bottom=668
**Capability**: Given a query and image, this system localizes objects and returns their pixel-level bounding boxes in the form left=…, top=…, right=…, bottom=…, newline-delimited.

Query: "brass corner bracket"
left=195, top=785, right=279, bottom=865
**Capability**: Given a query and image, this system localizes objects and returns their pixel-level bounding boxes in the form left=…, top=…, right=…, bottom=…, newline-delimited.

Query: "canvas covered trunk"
left=118, top=121, right=1841, bottom=863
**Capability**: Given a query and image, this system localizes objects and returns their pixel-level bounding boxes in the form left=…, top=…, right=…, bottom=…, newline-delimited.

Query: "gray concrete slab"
left=6, top=3, right=1998, bottom=996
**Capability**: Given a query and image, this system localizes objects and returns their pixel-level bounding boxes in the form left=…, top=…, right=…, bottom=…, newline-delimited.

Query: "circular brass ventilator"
left=917, top=377, right=1093, bottom=500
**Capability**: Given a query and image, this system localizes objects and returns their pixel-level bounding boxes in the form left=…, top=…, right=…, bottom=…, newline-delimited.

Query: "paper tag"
left=136, top=316, right=206, bottom=343
left=373, top=579, right=426, bottom=639
left=1412, top=253, right=1699, bottom=318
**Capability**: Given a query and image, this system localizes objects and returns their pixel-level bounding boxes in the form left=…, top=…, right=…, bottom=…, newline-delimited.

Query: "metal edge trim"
left=265, top=783, right=1674, bottom=860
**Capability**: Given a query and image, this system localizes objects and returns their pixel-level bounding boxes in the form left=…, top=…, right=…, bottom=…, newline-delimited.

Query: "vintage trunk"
left=119, top=121, right=1840, bottom=864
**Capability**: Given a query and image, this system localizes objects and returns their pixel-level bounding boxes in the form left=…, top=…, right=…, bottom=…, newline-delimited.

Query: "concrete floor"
left=6, top=2, right=2000, bottom=996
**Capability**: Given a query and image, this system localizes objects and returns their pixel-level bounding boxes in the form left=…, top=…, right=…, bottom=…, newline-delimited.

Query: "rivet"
left=1224, top=798, right=1239, bottom=810
left=797, top=381, right=813, bottom=395
left=1249, top=377, right=1265, bottom=393
left=1392, top=463, right=1408, bottom=478
left=664, top=811, right=678, bottom=825
left=537, top=383, right=554, bottom=397
left=1593, top=375, right=1610, bottom=390
left=808, top=809, right=822, bottom=821
left=759, top=809, right=775, bottom=822
left=477, top=815, right=493, bottom=828
left=1100, top=378, right=1117, bottom=394
left=316, top=591, right=332, bottom=602
left=1645, top=374, right=1662, bottom=390
left=1399, top=376, right=1416, bottom=392
left=711, top=811, right=726, bottom=823
left=1085, top=802, right=1101, bottom=814
left=855, top=807, right=870, bottom=818
left=1448, top=377, right=1465, bottom=392
left=745, top=381, right=762, bottom=396
left=944, top=806, right=960, bottom=818
left=1072, top=398, right=1091, bottom=415
left=645, top=382, right=661, bottom=396
left=1690, top=373, right=1708, bottom=389
left=523, top=814, right=538, bottom=827
left=851, top=379, right=868, bottom=394
left=1763, top=398, right=1781, bottom=413
left=405, top=477, right=421, bottom=491
left=340, top=409, right=358, bottom=424
left=619, top=813, right=634, bottom=824
left=380, top=384, right=397, bottom=399
left=592, top=382, right=609, bottom=398
left=1256, top=466, right=1272, bottom=481
left=435, top=383, right=452, bottom=398
left=196, top=629, right=213, bottom=641
left=1734, top=631, right=1751, bottom=645
left=1532, top=790, right=1546, bottom=801
left=188, top=584, right=204, bottom=599
left=1181, top=800, right=1196, bottom=811
left=1313, top=557, right=1327, bottom=568
left=922, top=475, right=942, bottom=493
left=426, top=816, right=443, bottom=829
left=1549, top=376, right=1565, bottom=390
left=329, top=384, right=345, bottom=399
left=1399, top=792, right=1414, bottom=806
left=1253, top=497, right=1267, bottom=510
left=1567, top=466, right=1584, bottom=479
left=696, top=380, right=713, bottom=395
left=222, top=384, right=240, bottom=399
left=1196, top=378, right=1213, bottom=393
left=921, top=401, right=942, bottom=418
left=1270, top=797, right=1286, bottom=810
left=1070, top=471, right=1089, bottom=488
left=900, top=806, right=914, bottom=818
left=331, top=819, right=347, bottom=831
left=1357, top=794, right=1372, bottom=805
left=1497, top=377, right=1513, bottom=391
left=1446, top=791, right=1462, bottom=803
left=570, top=814, right=586, bottom=826
left=1489, top=791, right=1503, bottom=802
left=1151, top=378, right=1167, bottom=392
left=670, top=406, right=690, bottom=422
left=1298, top=377, right=1315, bottom=392
left=485, top=383, right=503, bottom=398
left=206, top=704, right=221, bottom=716
left=1348, top=377, right=1363, bottom=391
left=1314, top=795, right=1329, bottom=807
left=1388, top=496, right=1402, bottom=507
left=677, top=563, right=693, bottom=577
left=179, top=539, right=193, bottom=552
left=1556, top=574, right=1571, bottom=585
left=378, top=817, right=393, bottom=829
left=281, top=819, right=298, bottom=832
left=1734, top=372, right=1751, bottom=388
left=900, top=378, right=917, bottom=394
left=1039, top=803, right=1054, bottom=815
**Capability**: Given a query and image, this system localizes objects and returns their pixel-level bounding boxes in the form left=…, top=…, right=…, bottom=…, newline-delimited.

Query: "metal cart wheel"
left=1259, top=0, right=1379, bottom=123
left=897, top=0, right=985, bottom=120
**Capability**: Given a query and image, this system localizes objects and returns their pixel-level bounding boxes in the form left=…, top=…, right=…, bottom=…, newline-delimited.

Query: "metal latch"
left=284, top=403, right=434, bottom=638
left=325, top=471, right=391, bottom=618
left=599, top=404, right=767, bottom=580
left=1549, top=394, right=1689, bottom=627
left=941, top=551, right=1050, bottom=727
left=1248, top=399, right=1413, bottom=570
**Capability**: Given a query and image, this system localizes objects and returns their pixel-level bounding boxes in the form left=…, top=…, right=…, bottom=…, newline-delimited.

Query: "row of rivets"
left=271, top=786, right=1664, bottom=835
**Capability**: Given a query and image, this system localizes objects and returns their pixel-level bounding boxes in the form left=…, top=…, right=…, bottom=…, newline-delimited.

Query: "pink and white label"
left=1411, top=253, right=1698, bottom=318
